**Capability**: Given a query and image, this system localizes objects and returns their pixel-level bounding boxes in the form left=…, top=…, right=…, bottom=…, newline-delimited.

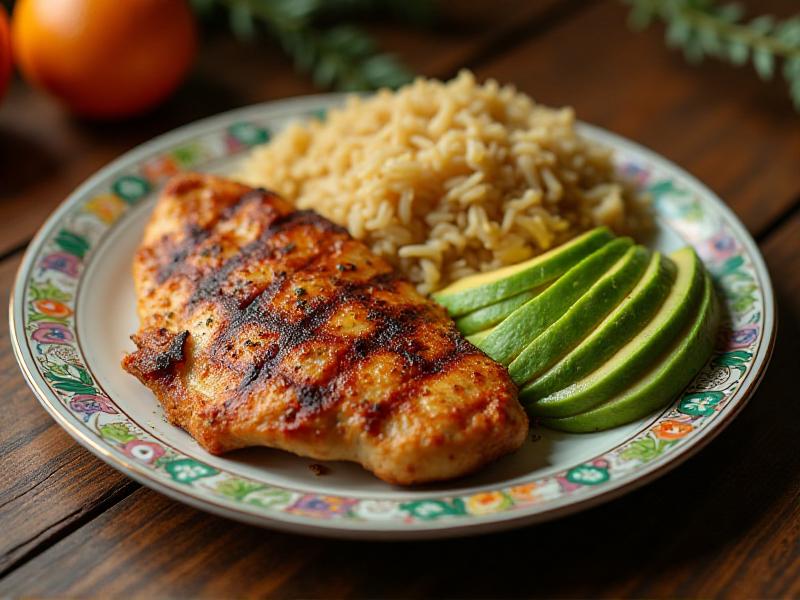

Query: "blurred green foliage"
left=191, top=0, right=434, bottom=91
left=626, top=0, right=800, bottom=110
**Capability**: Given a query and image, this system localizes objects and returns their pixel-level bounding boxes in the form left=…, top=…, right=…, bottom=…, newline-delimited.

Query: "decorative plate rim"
left=9, top=94, right=776, bottom=539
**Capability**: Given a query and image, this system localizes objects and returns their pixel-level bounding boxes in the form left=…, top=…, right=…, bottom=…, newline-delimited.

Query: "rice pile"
left=238, top=71, right=650, bottom=294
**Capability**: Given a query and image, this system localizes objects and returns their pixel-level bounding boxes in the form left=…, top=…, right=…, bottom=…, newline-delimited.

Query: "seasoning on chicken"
left=123, top=173, right=528, bottom=485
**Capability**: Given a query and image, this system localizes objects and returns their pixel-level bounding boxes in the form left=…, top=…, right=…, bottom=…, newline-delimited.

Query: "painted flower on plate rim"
left=466, top=491, right=512, bottom=515
left=653, top=420, right=693, bottom=440
left=122, top=440, right=166, bottom=464
left=32, top=299, right=72, bottom=318
left=40, top=252, right=80, bottom=277
left=69, top=394, right=117, bottom=418
left=288, top=495, right=358, bottom=519
left=31, top=322, right=73, bottom=345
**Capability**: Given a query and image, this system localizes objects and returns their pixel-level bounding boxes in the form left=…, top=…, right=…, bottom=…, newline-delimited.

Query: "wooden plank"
left=0, top=254, right=137, bottom=575
left=471, top=1, right=800, bottom=237
left=369, top=0, right=575, bottom=79
left=762, top=209, right=800, bottom=322
left=0, top=0, right=573, bottom=258
left=2, top=207, right=797, bottom=596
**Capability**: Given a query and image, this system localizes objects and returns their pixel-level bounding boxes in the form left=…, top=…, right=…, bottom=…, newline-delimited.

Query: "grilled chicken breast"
left=123, top=173, right=527, bottom=485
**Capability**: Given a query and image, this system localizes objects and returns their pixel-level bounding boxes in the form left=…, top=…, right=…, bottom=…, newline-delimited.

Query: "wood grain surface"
left=1, top=0, right=799, bottom=597
left=0, top=256, right=136, bottom=576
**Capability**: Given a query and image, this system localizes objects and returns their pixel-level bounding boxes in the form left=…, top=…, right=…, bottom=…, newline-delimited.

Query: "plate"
left=10, top=94, right=776, bottom=539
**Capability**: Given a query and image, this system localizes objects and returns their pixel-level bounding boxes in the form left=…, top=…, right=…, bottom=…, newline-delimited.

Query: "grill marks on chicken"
left=123, top=173, right=527, bottom=484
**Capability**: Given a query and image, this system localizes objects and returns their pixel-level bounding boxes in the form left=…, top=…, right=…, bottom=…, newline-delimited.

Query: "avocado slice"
left=540, top=272, right=718, bottom=432
left=474, top=237, right=633, bottom=365
left=524, top=246, right=704, bottom=417
left=455, top=285, right=546, bottom=336
left=508, top=245, right=651, bottom=385
left=433, top=226, right=614, bottom=317
left=522, top=250, right=675, bottom=399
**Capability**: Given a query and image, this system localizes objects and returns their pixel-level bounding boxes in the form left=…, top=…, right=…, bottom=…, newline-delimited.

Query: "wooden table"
left=2, top=2, right=799, bottom=597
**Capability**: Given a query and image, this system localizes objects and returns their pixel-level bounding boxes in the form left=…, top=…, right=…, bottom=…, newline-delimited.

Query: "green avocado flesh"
left=541, top=272, right=718, bottom=432
left=432, top=227, right=614, bottom=317
left=474, top=237, right=633, bottom=365
left=523, top=246, right=704, bottom=418
left=521, top=250, right=675, bottom=400
left=508, top=245, right=651, bottom=385
left=455, top=286, right=545, bottom=335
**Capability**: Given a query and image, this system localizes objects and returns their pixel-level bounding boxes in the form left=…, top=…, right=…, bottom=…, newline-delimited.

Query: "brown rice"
left=238, top=71, right=650, bottom=294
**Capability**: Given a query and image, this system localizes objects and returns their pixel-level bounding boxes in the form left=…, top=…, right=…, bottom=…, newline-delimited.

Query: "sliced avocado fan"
left=433, top=226, right=614, bottom=317
left=455, top=285, right=545, bottom=336
left=473, top=237, right=633, bottom=365
left=508, top=245, right=651, bottom=385
left=523, top=246, right=705, bottom=417
left=521, top=250, right=675, bottom=401
left=540, top=271, right=719, bottom=432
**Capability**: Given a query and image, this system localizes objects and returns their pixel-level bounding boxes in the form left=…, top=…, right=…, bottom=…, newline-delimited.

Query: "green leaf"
left=100, top=422, right=137, bottom=443
left=271, top=0, right=319, bottom=24
left=312, top=56, right=340, bottom=89
left=621, top=437, right=660, bottom=461
left=48, top=364, right=69, bottom=376
left=727, top=39, right=749, bottom=64
left=753, top=48, right=775, bottom=80
left=31, top=281, right=72, bottom=302
left=44, top=372, right=97, bottom=394
left=713, top=350, right=752, bottom=365
left=776, top=17, right=800, bottom=45
left=229, top=3, right=257, bottom=41
left=282, top=30, right=317, bottom=70
left=216, top=479, right=265, bottom=500
left=698, top=26, right=722, bottom=54
left=77, top=367, right=93, bottom=385
left=51, top=380, right=97, bottom=394
left=784, top=56, right=800, bottom=80
left=29, top=312, right=67, bottom=324
left=666, top=19, right=693, bottom=47
left=55, top=230, right=90, bottom=259
left=749, top=14, right=775, bottom=35
left=362, top=54, right=413, bottom=88
left=324, top=26, right=375, bottom=57
left=715, top=3, right=743, bottom=24
left=683, top=36, right=706, bottom=63
left=717, top=255, right=744, bottom=277
left=245, top=489, right=293, bottom=508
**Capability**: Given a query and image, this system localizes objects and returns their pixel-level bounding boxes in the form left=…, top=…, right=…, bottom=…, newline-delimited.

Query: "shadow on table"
left=0, top=127, right=61, bottom=200
left=0, top=73, right=245, bottom=208
left=71, top=75, right=247, bottom=146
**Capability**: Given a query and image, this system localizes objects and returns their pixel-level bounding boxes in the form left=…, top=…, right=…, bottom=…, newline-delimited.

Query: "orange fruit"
left=11, top=0, right=197, bottom=119
left=0, top=5, right=11, bottom=101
